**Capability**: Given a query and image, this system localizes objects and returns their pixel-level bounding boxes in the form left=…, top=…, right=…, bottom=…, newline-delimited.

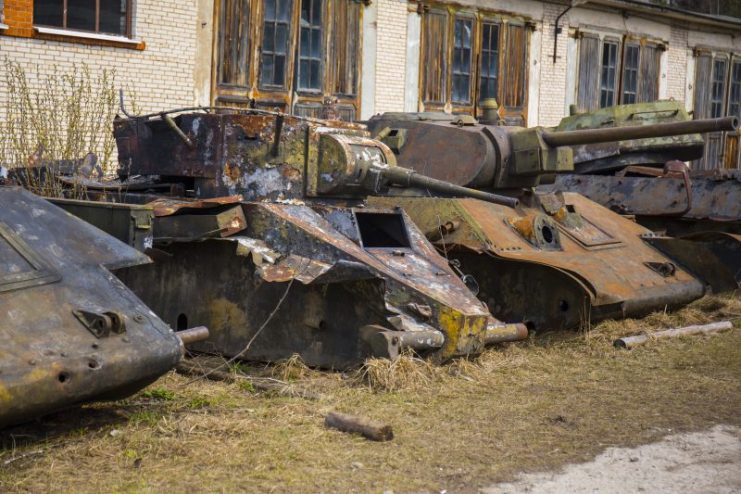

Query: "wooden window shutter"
left=421, top=10, right=448, bottom=104
left=328, top=0, right=361, bottom=97
left=576, top=34, right=600, bottom=112
left=217, top=0, right=251, bottom=88
left=637, top=44, right=661, bottom=103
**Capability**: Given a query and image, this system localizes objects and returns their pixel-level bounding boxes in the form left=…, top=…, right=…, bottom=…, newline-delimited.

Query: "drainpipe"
left=553, top=1, right=589, bottom=64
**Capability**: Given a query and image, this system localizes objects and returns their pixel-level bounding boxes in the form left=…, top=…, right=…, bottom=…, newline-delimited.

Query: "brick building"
left=1, top=0, right=740, bottom=167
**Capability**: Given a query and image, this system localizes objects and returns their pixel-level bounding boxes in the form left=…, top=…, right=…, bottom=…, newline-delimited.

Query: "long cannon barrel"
left=541, top=116, right=739, bottom=147
left=381, top=165, right=520, bottom=207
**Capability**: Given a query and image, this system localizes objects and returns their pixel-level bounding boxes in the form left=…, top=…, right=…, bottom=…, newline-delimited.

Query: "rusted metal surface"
left=112, top=202, right=516, bottom=368
left=543, top=116, right=738, bottom=148
left=555, top=100, right=717, bottom=173
left=50, top=110, right=529, bottom=368
left=0, top=187, right=185, bottom=428
left=642, top=232, right=741, bottom=293
left=370, top=193, right=704, bottom=331
left=550, top=168, right=741, bottom=225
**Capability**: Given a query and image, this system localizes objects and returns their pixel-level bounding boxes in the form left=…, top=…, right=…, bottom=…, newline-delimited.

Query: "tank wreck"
left=0, top=187, right=208, bottom=428
left=365, top=106, right=736, bottom=330
left=46, top=107, right=526, bottom=369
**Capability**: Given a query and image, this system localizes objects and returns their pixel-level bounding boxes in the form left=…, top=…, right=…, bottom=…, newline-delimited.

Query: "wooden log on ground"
left=614, top=321, right=733, bottom=349
left=324, top=411, right=393, bottom=441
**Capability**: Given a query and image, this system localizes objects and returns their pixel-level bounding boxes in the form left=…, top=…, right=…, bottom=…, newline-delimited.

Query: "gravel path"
left=482, top=425, right=741, bottom=494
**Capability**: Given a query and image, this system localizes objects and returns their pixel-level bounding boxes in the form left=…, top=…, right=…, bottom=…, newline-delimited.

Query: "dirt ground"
left=0, top=293, right=739, bottom=493
left=484, top=424, right=741, bottom=494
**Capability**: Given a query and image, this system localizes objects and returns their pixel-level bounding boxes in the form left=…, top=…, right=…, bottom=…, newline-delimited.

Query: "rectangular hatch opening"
left=355, top=212, right=411, bottom=248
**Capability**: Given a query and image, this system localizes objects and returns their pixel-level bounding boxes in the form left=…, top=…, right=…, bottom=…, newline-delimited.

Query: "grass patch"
left=0, top=293, right=738, bottom=493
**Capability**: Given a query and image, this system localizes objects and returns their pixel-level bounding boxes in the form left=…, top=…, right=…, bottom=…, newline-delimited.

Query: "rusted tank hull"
left=64, top=199, right=515, bottom=368
left=549, top=170, right=740, bottom=292
left=369, top=193, right=705, bottom=331
left=0, top=187, right=183, bottom=428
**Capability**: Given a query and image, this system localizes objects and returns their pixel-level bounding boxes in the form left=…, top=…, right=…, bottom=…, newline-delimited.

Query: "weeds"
left=0, top=58, right=119, bottom=196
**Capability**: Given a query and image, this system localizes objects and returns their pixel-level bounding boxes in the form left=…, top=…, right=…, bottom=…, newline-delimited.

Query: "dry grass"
left=1, top=293, right=739, bottom=493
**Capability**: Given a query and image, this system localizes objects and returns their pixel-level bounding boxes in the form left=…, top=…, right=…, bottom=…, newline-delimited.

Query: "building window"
left=621, top=44, right=639, bottom=104
left=694, top=52, right=741, bottom=169
left=452, top=18, right=473, bottom=104
left=260, top=0, right=292, bottom=89
left=34, top=0, right=131, bottom=36
left=479, top=22, right=500, bottom=102
left=420, top=9, right=530, bottom=124
left=297, top=0, right=323, bottom=91
left=576, top=35, right=663, bottom=112
left=599, top=41, right=619, bottom=108
left=213, top=0, right=363, bottom=120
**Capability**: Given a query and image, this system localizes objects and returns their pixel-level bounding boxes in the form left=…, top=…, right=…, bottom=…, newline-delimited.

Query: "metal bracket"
left=73, top=309, right=127, bottom=338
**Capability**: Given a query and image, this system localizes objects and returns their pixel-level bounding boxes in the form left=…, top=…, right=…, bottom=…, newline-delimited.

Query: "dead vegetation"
left=0, top=293, right=739, bottom=493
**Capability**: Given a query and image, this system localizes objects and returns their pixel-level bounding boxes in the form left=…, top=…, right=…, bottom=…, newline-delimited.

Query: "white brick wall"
left=537, top=3, right=569, bottom=126
left=0, top=0, right=198, bottom=168
left=374, top=0, right=407, bottom=113
left=667, top=25, right=688, bottom=103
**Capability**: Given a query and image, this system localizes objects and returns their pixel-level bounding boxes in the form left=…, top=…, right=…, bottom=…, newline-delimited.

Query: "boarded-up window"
left=422, top=11, right=448, bottom=104
left=576, top=35, right=600, bottom=111
left=577, top=35, right=662, bottom=112
left=329, top=0, right=360, bottom=97
left=500, top=23, right=528, bottom=115
left=218, top=0, right=250, bottom=87
left=213, top=0, right=363, bottom=119
left=638, top=44, right=661, bottom=103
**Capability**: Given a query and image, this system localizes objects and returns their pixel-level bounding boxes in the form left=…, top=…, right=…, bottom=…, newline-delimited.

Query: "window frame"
left=575, top=31, right=664, bottom=112
left=211, top=0, right=363, bottom=120
left=33, top=0, right=133, bottom=37
left=418, top=6, right=531, bottom=124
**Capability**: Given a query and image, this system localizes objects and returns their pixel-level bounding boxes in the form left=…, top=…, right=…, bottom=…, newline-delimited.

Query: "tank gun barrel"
left=380, top=165, right=520, bottom=207
left=541, top=116, right=738, bottom=148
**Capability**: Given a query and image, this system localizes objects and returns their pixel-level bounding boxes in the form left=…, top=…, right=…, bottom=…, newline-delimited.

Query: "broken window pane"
left=599, top=41, right=618, bottom=108
left=260, top=0, right=293, bottom=88
left=218, top=0, right=250, bottom=87
left=422, top=11, right=448, bottom=104
left=621, top=44, right=639, bottom=104
left=452, top=18, right=472, bottom=103
left=479, top=22, right=500, bottom=102
left=298, top=0, right=323, bottom=91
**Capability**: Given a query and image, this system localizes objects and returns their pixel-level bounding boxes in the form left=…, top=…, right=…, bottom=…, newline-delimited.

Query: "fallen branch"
left=325, top=412, right=393, bottom=442
left=614, top=321, right=733, bottom=349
